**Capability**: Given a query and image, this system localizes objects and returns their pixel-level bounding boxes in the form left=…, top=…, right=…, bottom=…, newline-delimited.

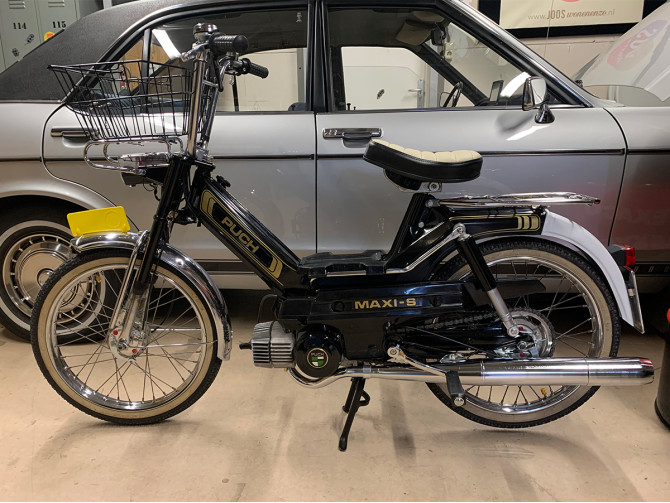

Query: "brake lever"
left=211, top=57, right=223, bottom=92
left=218, top=58, right=234, bottom=91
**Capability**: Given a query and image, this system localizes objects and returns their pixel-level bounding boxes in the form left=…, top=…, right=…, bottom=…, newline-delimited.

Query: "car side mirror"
left=522, top=77, right=555, bottom=124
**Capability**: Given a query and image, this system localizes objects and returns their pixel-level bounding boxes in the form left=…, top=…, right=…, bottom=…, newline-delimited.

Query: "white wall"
left=521, top=35, right=619, bottom=78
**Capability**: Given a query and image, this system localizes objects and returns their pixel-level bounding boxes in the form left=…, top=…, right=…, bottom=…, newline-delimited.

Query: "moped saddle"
left=363, top=139, right=482, bottom=190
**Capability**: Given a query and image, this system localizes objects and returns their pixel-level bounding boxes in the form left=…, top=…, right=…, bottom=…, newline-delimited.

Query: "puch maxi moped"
left=32, top=24, right=653, bottom=451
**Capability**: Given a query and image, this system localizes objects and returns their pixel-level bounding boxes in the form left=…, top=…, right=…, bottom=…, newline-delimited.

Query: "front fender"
left=71, top=232, right=233, bottom=360
left=541, top=211, right=642, bottom=332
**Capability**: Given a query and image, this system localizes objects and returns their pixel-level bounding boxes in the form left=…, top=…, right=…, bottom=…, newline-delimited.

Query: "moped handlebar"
left=209, top=33, right=249, bottom=56
left=232, top=58, right=269, bottom=79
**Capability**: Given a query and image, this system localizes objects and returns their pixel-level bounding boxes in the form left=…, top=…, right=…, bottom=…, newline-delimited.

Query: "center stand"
left=339, top=377, right=371, bottom=451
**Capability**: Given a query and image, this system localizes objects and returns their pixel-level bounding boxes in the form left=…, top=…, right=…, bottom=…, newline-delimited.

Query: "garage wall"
left=522, top=34, right=619, bottom=77
left=464, top=0, right=661, bottom=78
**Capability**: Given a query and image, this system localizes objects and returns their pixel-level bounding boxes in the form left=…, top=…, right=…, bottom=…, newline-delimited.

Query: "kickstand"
left=339, top=377, right=370, bottom=451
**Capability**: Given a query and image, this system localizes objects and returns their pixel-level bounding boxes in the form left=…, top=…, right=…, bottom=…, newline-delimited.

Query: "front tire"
left=428, top=239, right=620, bottom=428
left=31, top=249, right=221, bottom=424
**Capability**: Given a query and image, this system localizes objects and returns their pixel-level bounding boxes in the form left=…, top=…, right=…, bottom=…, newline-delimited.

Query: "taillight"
left=623, top=245, right=636, bottom=268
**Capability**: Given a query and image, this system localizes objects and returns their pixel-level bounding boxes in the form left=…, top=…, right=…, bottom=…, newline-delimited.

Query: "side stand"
left=339, top=377, right=370, bottom=451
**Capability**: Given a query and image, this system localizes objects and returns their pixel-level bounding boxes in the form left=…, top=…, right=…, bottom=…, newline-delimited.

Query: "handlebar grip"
left=209, top=34, right=248, bottom=56
left=241, top=58, right=269, bottom=79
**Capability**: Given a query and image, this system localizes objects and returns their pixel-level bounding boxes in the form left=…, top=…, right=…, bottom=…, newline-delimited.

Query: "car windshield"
left=574, top=3, right=670, bottom=106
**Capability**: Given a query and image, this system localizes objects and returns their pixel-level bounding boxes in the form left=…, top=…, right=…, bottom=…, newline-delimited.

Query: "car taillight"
left=623, top=245, right=636, bottom=268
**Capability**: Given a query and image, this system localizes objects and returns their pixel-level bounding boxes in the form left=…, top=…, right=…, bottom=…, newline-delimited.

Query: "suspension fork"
left=454, top=226, right=520, bottom=337
left=107, top=155, right=190, bottom=358
left=134, top=154, right=190, bottom=292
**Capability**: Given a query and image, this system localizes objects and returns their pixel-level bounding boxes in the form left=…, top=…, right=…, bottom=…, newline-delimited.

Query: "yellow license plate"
left=67, top=206, right=131, bottom=237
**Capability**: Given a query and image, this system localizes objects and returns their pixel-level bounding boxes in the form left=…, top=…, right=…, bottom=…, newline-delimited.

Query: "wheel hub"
left=37, top=268, right=54, bottom=286
left=495, top=309, right=555, bottom=358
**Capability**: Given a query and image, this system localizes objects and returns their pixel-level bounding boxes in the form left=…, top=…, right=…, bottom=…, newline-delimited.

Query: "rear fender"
left=71, top=232, right=233, bottom=360
left=540, top=211, right=641, bottom=332
left=448, top=208, right=641, bottom=331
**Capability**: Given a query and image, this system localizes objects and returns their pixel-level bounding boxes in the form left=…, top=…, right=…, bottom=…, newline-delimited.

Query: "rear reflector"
left=623, top=246, right=636, bottom=268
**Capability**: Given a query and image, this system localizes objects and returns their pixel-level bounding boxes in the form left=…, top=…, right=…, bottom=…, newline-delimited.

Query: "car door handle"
left=51, top=127, right=91, bottom=141
left=322, top=128, right=383, bottom=141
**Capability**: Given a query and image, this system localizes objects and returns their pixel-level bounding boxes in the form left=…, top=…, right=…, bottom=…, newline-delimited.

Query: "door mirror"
left=522, top=77, right=547, bottom=111
left=522, top=77, right=555, bottom=124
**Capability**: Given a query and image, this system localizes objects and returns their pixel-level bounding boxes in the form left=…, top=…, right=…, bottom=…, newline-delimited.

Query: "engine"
left=248, top=321, right=343, bottom=378
left=248, top=321, right=294, bottom=368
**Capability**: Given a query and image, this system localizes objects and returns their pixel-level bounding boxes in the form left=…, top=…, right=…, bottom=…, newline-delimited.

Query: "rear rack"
left=428, top=192, right=600, bottom=208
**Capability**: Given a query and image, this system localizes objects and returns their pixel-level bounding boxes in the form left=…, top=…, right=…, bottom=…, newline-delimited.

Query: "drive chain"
left=392, top=311, right=498, bottom=335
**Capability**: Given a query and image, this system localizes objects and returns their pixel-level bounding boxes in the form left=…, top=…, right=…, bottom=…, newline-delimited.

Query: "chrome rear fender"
left=71, top=232, right=232, bottom=360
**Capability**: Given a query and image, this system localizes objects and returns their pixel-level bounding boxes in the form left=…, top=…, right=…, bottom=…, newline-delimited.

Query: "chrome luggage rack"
left=83, top=138, right=179, bottom=175
left=427, top=192, right=600, bottom=208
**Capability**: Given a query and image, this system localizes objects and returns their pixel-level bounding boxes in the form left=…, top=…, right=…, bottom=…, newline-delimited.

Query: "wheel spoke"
left=431, top=243, right=615, bottom=425
left=38, top=256, right=213, bottom=416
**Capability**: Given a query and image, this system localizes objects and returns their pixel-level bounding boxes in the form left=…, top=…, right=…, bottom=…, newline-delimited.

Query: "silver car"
left=0, top=0, right=668, bottom=340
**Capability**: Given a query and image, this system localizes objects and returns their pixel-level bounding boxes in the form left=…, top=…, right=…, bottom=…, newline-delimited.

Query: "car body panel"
left=605, top=107, right=670, bottom=270
left=315, top=108, right=626, bottom=252
left=42, top=107, right=317, bottom=270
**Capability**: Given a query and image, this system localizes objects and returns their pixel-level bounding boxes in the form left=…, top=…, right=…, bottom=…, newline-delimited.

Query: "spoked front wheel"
left=428, top=239, right=620, bottom=428
left=31, top=249, right=221, bottom=424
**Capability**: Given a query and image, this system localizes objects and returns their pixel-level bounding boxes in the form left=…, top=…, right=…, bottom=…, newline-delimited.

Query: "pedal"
left=446, top=371, right=466, bottom=407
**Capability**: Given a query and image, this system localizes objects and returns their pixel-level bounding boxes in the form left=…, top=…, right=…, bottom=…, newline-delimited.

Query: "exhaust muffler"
left=288, top=357, right=654, bottom=388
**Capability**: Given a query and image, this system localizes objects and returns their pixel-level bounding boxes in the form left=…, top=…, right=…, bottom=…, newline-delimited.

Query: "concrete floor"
left=1, top=292, right=669, bottom=502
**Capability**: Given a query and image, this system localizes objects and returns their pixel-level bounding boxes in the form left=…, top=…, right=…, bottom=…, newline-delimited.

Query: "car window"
left=327, top=7, right=558, bottom=111
left=149, top=8, right=309, bottom=113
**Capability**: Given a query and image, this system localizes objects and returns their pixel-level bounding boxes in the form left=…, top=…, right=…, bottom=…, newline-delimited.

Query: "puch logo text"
left=353, top=298, right=417, bottom=309
left=222, top=216, right=260, bottom=253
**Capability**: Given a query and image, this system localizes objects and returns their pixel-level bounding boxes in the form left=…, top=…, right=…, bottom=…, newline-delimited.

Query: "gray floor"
left=1, top=292, right=669, bottom=502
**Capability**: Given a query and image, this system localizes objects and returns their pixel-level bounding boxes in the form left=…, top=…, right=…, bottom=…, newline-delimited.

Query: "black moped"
left=32, top=24, right=653, bottom=451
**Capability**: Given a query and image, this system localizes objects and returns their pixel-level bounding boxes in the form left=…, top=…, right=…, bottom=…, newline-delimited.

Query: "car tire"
left=0, top=205, right=74, bottom=341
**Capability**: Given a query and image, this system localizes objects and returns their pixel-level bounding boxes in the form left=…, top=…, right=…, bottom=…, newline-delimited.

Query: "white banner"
left=500, top=0, right=645, bottom=29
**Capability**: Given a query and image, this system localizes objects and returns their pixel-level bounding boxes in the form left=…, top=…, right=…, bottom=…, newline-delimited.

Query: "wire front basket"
left=50, top=60, right=193, bottom=142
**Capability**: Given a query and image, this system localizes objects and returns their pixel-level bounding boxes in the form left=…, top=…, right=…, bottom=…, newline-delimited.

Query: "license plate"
left=67, top=206, right=130, bottom=237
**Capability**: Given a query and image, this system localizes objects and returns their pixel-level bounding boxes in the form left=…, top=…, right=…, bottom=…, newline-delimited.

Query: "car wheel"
left=0, top=206, right=74, bottom=341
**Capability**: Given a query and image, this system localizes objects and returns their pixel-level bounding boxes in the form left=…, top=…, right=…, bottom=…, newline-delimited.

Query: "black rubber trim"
left=363, top=141, right=482, bottom=184
left=211, top=154, right=315, bottom=160
left=318, top=149, right=625, bottom=161
left=478, top=149, right=626, bottom=156
left=0, top=158, right=43, bottom=162
left=627, top=149, right=670, bottom=155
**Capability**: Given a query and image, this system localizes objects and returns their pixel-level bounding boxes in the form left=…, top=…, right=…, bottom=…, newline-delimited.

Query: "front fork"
left=108, top=155, right=190, bottom=359
left=453, top=225, right=520, bottom=338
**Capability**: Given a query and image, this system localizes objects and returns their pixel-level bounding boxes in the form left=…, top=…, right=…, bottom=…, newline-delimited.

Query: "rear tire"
left=31, top=249, right=221, bottom=424
left=428, top=239, right=620, bottom=428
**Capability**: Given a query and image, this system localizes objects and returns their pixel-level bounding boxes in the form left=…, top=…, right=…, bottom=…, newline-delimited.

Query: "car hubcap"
left=3, top=233, right=72, bottom=317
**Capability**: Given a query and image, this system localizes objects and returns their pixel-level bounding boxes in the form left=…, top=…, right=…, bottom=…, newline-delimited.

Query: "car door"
left=43, top=2, right=316, bottom=288
left=315, top=0, right=626, bottom=254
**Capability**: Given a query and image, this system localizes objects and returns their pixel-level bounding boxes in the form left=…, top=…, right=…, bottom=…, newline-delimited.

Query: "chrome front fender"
left=71, top=232, right=233, bottom=360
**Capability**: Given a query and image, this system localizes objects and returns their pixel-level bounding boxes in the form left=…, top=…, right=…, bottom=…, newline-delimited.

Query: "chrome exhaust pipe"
left=447, top=357, right=654, bottom=386
left=288, top=358, right=654, bottom=389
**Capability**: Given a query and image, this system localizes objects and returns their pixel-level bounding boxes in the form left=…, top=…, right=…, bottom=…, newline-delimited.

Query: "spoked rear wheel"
left=31, top=250, right=221, bottom=424
left=428, top=239, right=620, bottom=428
